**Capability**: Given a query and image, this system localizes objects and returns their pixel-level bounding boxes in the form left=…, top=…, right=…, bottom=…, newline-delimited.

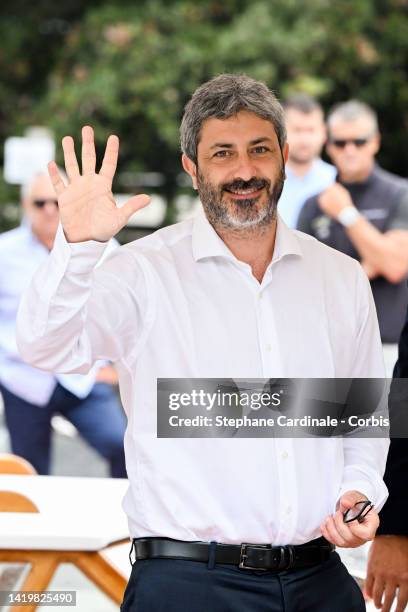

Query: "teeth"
left=229, top=188, right=259, bottom=195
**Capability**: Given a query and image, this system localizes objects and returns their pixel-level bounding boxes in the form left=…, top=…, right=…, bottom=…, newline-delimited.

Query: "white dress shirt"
left=16, top=208, right=389, bottom=545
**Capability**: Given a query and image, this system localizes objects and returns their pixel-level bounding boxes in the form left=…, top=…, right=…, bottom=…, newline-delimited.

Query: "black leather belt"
left=132, top=536, right=335, bottom=571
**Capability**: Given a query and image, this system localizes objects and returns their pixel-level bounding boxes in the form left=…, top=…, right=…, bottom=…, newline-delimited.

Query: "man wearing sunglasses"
left=297, top=100, right=408, bottom=344
left=0, top=172, right=127, bottom=477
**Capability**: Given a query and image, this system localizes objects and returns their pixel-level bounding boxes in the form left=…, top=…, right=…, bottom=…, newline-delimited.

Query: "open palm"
left=48, top=125, right=150, bottom=243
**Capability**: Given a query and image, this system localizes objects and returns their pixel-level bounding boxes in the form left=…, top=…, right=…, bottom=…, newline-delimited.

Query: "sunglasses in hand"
left=343, top=500, right=374, bottom=524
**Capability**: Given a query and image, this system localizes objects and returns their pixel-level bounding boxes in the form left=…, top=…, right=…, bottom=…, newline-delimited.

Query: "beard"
left=197, top=164, right=285, bottom=233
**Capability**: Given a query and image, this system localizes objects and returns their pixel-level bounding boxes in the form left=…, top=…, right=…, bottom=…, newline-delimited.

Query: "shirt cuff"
left=52, top=223, right=109, bottom=274
left=335, top=478, right=388, bottom=513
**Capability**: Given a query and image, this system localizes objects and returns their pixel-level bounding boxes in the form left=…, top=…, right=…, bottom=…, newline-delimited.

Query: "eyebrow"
left=209, top=137, right=274, bottom=150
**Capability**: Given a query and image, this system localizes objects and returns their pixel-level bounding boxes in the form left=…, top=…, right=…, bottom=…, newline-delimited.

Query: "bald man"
left=0, top=173, right=127, bottom=476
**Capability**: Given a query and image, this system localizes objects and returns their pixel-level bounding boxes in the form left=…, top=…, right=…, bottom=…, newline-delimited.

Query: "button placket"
left=255, top=283, right=283, bottom=377
left=274, top=439, right=297, bottom=543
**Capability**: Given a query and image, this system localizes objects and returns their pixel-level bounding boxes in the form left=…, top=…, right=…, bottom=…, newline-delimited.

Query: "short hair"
left=327, top=100, right=379, bottom=135
left=180, top=73, right=286, bottom=164
left=20, top=169, right=67, bottom=201
left=283, top=93, right=323, bottom=115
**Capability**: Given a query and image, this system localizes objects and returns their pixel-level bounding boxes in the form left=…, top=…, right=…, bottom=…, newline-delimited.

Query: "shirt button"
left=286, top=506, right=292, bottom=515
left=281, top=451, right=289, bottom=460
left=265, top=344, right=272, bottom=352
left=258, top=293, right=263, bottom=300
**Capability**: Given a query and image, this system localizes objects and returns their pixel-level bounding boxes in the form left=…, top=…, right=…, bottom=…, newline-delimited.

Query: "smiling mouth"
left=224, top=187, right=264, bottom=200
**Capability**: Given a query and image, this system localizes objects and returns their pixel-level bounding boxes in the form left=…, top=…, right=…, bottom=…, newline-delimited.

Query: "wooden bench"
left=0, top=474, right=130, bottom=612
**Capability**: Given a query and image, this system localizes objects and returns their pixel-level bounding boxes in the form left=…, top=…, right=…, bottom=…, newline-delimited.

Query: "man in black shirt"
left=297, top=100, right=408, bottom=342
left=365, top=302, right=408, bottom=612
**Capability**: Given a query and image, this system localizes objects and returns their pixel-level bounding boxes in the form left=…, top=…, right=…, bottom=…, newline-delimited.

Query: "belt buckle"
left=239, top=543, right=271, bottom=571
left=277, top=545, right=295, bottom=570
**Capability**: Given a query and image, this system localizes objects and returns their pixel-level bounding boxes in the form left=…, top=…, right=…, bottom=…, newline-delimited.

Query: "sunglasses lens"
left=361, top=503, right=373, bottom=517
left=33, top=199, right=58, bottom=208
left=332, top=138, right=368, bottom=148
left=344, top=507, right=359, bottom=521
left=344, top=501, right=372, bottom=522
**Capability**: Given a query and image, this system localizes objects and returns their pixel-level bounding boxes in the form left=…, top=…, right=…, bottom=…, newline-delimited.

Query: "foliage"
left=1, top=0, right=407, bottom=230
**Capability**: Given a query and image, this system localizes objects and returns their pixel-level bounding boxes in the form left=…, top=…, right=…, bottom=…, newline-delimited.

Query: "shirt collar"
left=192, top=205, right=303, bottom=264
left=285, top=158, right=320, bottom=181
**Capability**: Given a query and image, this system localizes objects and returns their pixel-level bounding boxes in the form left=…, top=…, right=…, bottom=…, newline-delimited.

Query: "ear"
left=321, top=123, right=328, bottom=144
left=372, top=132, right=381, bottom=156
left=282, top=142, right=289, bottom=164
left=21, top=195, right=31, bottom=216
left=182, top=154, right=198, bottom=190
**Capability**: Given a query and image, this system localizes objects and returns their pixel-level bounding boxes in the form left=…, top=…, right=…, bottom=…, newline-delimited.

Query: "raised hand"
left=48, top=125, right=150, bottom=243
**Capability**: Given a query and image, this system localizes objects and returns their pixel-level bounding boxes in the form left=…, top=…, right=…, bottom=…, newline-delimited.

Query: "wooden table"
left=0, top=475, right=130, bottom=612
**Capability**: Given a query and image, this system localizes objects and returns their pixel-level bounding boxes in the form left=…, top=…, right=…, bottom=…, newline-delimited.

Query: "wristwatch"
left=337, top=206, right=361, bottom=227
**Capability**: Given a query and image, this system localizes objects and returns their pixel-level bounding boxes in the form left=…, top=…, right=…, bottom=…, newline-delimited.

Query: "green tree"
left=1, top=0, right=407, bottom=231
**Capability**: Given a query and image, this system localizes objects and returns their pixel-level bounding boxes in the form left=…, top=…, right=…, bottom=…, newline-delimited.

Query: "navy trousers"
left=120, top=551, right=365, bottom=612
left=1, top=382, right=127, bottom=477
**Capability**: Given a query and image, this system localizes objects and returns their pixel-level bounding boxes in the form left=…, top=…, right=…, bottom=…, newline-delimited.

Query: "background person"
left=278, top=94, right=335, bottom=228
left=0, top=172, right=127, bottom=477
left=297, top=100, right=408, bottom=343
left=365, top=299, right=408, bottom=612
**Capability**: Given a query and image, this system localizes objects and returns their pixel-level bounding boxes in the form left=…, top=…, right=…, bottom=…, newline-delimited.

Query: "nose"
left=233, top=153, right=259, bottom=181
left=343, top=142, right=359, bottom=153
left=43, top=202, right=59, bottom=216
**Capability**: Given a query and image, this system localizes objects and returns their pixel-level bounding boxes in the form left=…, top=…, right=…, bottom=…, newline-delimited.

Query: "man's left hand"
left=320, top=490, right=379, bottom=548
left=365, top=535, right=408, bottom=612
left=317, top=183, right=355, bottom=219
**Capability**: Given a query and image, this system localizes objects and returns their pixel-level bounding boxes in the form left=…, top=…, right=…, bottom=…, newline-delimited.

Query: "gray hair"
left=327, top=100, right=379, bottom=135
left=180, top=74, right=286, bottom=164
left=20, top=168, right=67, bottom=201
left=283, top=93, right=323, bottom=116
